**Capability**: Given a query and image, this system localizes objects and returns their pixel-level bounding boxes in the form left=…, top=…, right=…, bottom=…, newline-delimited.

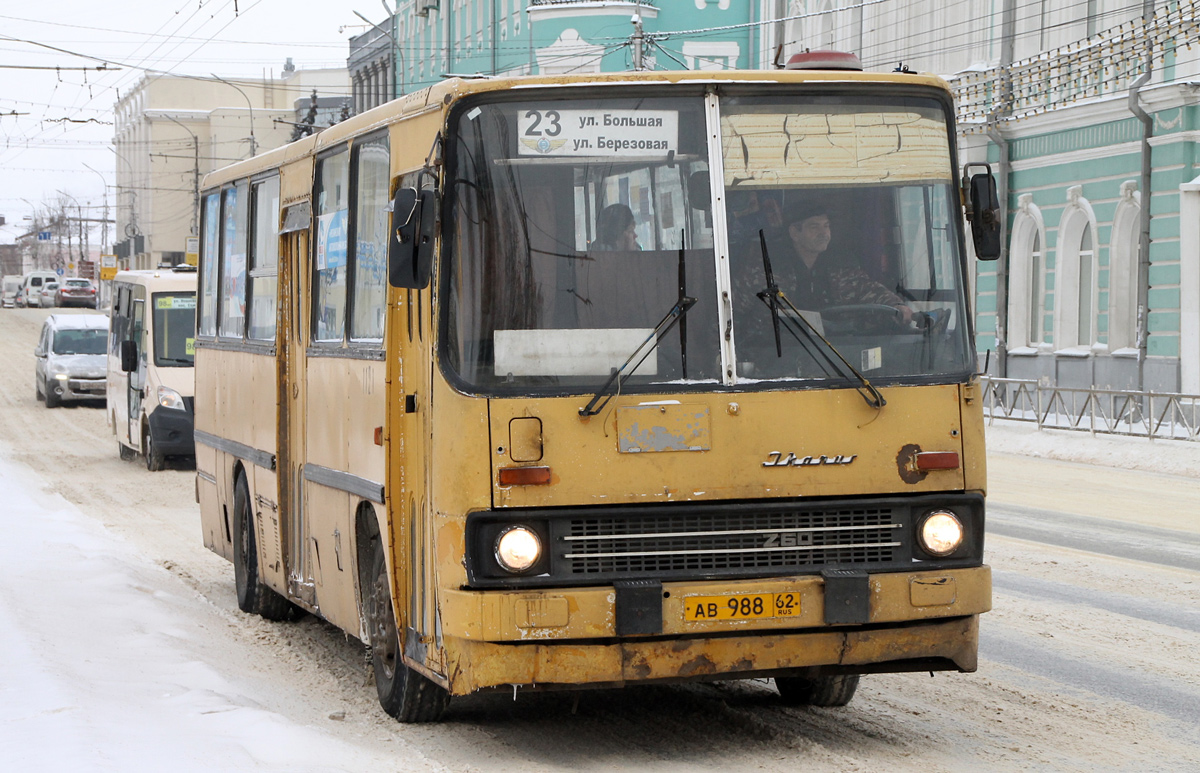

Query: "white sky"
left=0, top=1, right=379, bottom=245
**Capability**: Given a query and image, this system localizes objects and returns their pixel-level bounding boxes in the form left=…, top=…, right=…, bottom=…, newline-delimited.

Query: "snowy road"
left=1, top=307, right=1198, bottom=772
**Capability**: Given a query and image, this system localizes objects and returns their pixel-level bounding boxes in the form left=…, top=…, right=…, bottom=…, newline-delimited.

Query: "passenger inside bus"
left=590, top=203, right=640, bottom=252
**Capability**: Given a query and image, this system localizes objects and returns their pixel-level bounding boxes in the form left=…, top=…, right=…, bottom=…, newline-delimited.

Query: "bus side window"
left=199, top=191, right=221, bottom=337
left=220, top=181, right=249, bottom=339
left=248, top=176, right=280, bottom=341
left=314, top=148, right=350, bottom=343
left=350, top=133, right=390, bottom=342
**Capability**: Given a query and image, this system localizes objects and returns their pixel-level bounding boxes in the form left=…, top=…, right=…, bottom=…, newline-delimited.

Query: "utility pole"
left=632, top=11, right=646, bottom=71
left=165, top=114, right=200, bottom=236
left=985, top=0, right=1017, bottom=379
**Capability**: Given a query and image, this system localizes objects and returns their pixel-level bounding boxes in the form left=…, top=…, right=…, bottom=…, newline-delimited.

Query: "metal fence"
left=980, top=377, right=1200, bottom=442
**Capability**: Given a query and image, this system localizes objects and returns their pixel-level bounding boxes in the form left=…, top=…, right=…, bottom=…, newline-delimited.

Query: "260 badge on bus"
left=683, top=592, right=800, bottom=622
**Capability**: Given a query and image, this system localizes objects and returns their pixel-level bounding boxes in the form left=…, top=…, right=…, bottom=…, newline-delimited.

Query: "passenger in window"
left=773, top=200, right=912, bottom=322
left=592, top=204, right=640, bottom=251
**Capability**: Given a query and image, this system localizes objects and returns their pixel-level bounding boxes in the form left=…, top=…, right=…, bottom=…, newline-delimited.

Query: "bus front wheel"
left=365, top=536, right=449, bottom=723
left=775, top=674, right=860, bottom=707
left=143, top=424, right=165, bottom=471
left=232, top=472, right=294, bottom=621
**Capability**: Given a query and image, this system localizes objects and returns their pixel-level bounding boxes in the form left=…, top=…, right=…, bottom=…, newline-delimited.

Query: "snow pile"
left=985, top=419, right=1200, bottom=478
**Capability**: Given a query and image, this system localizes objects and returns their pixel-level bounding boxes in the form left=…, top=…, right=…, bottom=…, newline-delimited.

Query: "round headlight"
left=495, top=526, right=541, bottom=573
left=919, top=510, right=964, bottom=557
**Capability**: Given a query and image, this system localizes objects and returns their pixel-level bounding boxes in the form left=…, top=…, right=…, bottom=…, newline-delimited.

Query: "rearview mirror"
left=962, top=163, right=1002, bottom=260
left=388, top=186, right=437, bottom=289
left=120, top=340, right=138, bottom=373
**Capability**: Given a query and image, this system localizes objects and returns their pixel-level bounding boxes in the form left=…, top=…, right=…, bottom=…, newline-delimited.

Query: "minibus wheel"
left=775, top=674, right=860, bottom=707
left=232, top=471, right=295, bottom=621
left=143, top=425, right=165, bottom=471
left=364, top=535, right=449, bottom=722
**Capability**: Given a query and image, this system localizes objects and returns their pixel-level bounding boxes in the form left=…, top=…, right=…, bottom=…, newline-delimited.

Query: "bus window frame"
left=311, top=144, right=352, bottom=348
left=348, top=130, right=390, bottom=346
left=436, top=83, right=978, bottom=399
left=218, top=180, right=250, bottom=340
left=198, top=190, right=222, bottom=339
left=247, top=171, right=281, bottom=343
left=309, top=130, right=390, bottom=355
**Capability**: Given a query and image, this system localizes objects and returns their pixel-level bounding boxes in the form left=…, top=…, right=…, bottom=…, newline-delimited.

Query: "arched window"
left=1077, top=228, right=1096, bottom=346
left=1108, top=181, right=1141, bottom=352
left=1007, top=194, right=1047, bottom=349
left=1054, top=186, right=1099, bottom=350
left=786, top=1, right=838, bottom=55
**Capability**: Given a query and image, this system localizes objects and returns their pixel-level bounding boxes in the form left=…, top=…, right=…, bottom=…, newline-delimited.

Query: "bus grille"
left=563, top=507, right=901, bottom=575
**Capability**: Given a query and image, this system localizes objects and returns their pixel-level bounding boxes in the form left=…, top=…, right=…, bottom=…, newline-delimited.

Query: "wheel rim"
left=235, top=487, right=252, bottom=599
left=369, top=553, right=399, bottom=682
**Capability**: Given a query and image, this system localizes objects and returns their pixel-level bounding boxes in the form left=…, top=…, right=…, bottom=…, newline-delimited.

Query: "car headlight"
left=918, top=510, right=964, bottom=557
left=157, top=385, right=186, bottom=411
left=495, top=526, right=542, bottom=573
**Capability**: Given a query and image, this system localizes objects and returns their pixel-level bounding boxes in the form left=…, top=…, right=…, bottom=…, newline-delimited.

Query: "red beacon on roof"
left=784, top=50, right=863, bottom=71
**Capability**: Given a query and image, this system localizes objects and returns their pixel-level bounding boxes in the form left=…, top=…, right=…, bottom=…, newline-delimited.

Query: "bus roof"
left=200, top=68, right=954, bottom=191
left=113, top=268, right=198, bottom=292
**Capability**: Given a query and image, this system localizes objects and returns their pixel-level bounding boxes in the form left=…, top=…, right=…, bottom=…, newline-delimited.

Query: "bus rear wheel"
left=775, top=674, right=860, bottom=707
left=232, top=472, right=294, bottom=621
left=364, top=536, right=449, bottom=723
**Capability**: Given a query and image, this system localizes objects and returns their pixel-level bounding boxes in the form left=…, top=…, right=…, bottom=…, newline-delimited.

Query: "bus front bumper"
left=433, top=565, right=990, bottom=695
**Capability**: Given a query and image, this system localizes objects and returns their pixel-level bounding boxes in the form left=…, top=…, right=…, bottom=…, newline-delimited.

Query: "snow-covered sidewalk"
left=985, top=419, right=1200, bottom=479
left=0, top=455, right=412, bottom=772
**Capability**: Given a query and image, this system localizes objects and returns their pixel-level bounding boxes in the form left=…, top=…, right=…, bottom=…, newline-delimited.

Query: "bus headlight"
left=157, top=386, right=186, bottom=411
left=918, top=510, right=964, bottom=557
left=495, top=526, right=541, bottom=573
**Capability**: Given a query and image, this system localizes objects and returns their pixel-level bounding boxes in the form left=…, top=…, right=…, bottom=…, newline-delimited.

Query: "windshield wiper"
left=755, top=230, right=886, bottom=410
left=578, top=295, right=697, bottom=418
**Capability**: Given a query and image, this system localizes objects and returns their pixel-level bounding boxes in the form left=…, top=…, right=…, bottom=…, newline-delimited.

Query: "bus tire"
left=118, top=442, right=136, bottom=461
left=364, top=536, right=449, bottom=723
left=232, top=471, right=295, bottom=621
left=775, top=674, right=860, bottom=707
left=143, top=425, right=165, bottom=471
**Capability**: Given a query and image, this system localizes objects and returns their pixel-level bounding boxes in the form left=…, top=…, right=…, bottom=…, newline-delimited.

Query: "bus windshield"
left=444, top=90, right=972, bottom=396
left=152, top=292, right=197, bottom=367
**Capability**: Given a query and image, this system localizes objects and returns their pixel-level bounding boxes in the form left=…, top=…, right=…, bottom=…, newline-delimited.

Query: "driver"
left=777, top=201, right=913, bottom=323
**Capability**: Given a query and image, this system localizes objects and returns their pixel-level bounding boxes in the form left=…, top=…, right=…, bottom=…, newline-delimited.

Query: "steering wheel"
left=820, top=304, right=908, bottom=336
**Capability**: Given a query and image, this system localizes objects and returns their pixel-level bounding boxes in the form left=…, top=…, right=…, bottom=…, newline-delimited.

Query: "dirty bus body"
left=195, top=68, right=993, bottom=722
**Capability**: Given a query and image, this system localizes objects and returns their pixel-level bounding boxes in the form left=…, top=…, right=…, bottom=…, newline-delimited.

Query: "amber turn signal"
left=497, top=466, right=552, bottom=486
left=914, top=451, right=960, bottom=471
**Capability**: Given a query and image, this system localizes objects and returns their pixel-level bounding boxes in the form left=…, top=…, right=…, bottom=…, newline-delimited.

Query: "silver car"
left=34, top=314, right=109, bottom=407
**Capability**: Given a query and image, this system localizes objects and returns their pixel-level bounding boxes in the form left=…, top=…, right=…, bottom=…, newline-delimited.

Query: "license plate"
left=683, top=592, right=800, bottom=622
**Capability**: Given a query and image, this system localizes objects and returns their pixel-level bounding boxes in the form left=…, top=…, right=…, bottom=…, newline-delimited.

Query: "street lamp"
left=210, top=73, right=258, bottom=157
left=164, top=114, right=200, bottom=236
left=81, top=162, right=109, bottom=254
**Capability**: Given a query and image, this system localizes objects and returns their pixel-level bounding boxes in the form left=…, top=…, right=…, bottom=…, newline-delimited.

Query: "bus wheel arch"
left=357, top=502, right=449, bottom=723
left=231, top=465, right=295, bottom=621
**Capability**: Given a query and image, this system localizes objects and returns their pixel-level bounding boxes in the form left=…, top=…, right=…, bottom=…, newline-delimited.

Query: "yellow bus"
left=195, top=60, right=998, bottom=722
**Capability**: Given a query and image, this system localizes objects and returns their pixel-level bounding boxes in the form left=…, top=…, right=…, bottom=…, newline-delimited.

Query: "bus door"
left=278, top=201, right=315, bottom=607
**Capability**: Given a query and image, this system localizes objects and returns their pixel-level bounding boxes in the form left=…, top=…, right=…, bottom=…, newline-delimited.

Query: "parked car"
left=38, top=281, right=60, bottom=308
left=56, top=277, right=98, bottom=308
left=1, top=275, right=21, bottom=308
left=34, top=314, right=109, bottom=407
left=20, top=271, right=58, bottom=307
